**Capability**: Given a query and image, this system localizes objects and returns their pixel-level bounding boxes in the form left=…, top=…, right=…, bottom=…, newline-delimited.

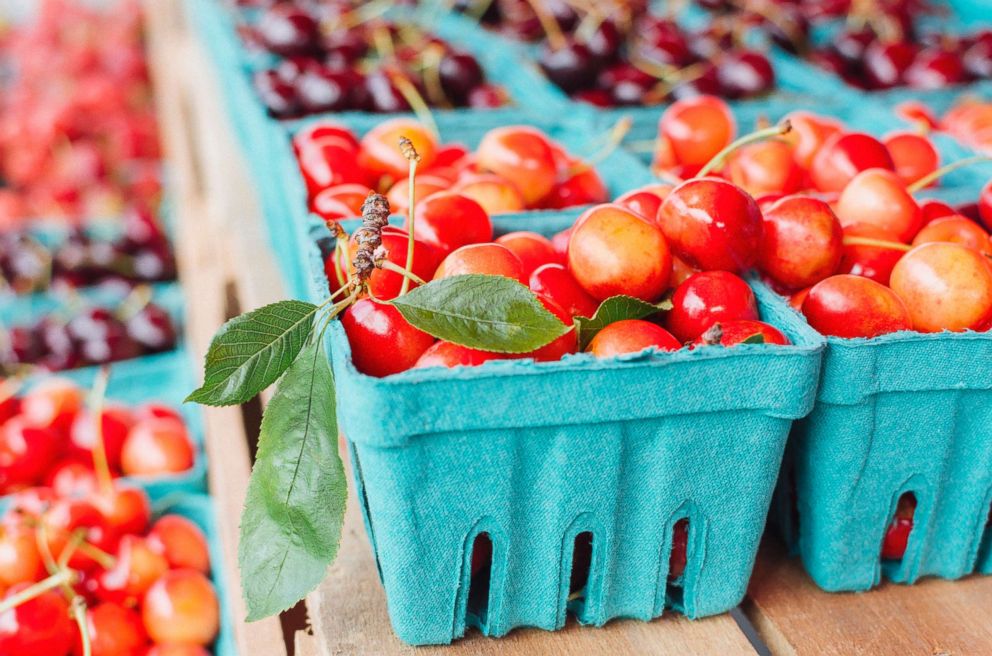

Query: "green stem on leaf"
left=906, top=155, right=992, bottom=194
left=696, top=120, right=793, bottom=179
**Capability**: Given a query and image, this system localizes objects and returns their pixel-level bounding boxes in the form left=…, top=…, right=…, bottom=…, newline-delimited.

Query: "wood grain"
left=747, top=540, right=992, bottom=656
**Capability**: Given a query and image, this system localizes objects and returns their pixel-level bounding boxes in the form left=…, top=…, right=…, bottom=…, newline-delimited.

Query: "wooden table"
left=143, top=1, right=992, bottom=653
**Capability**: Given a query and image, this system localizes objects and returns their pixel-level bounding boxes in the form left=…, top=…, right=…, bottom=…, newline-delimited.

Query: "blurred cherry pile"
left=0, top=0, right=162, bottom=228
left=453, top=0, right=778, bottom=105
left=241, top=1, right=506, bottom=118
left=899, top=98, right=992, bottom=156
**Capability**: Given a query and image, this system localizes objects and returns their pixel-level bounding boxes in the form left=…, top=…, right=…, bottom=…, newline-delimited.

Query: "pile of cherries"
left=2, top=298, right=177, bottom=374
left=297, top=118, right=608, bottom=222
left=1, top=208, right=176, bottom=296
left=902, top=98, right=992, bottom=157
left=0, top=0, right=162, bottom=227
left=454, top=0, right=777, bottom=105
left=246, top=2, right=505, bottom=118
left=0, top=480, right=219, bottom=655
left=0, top=378, right=196, bottom=495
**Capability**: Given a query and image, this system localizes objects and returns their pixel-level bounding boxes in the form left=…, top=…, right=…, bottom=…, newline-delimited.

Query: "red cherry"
left=312, top=183, right=370, bottom=222
left=45, top=461, right=99, bottom=498
left=543, top=166, right=608, bottom=209
left=810, top=132, right=895, bottom=193
left=298, top=139, right=368, bottom=198
left=133, top=404, right=184, bottom=424
left=495, top=231, right=560, bottom=278
left=357, top=118, right=438, bottom=180
left=802, top=274, right=911, bottom=338
left=883, top=132, right=939, bottom=187
left=519, top=295, right=577, bottom=362
left=666, top=271, right=759, bottom=342
left=142, top=569, right=220, bottom=646
left=341, top=298, right=435, bottom=377
left=68, top=406, right=134, bottom=472
left=529, top=263, right=599, bottom=318
left=145, top=645, right=210, bottom=656
left=587, top=320, right=681, bottom=357
left=979, top=180, right=992, bottom=231
left=147, top=515, right=211, bottom=574
left=385, top=175, right=448, bottom=214
left=7, top=486, right=57, bottom=518
left=615, top=186, right=671, bottom=222
left=93, top=484, right=151, bottom=537
left=759, top=196, right=843, bottom=289
left=881, top=495, right=916, bottom=560
left=413, top=342, right=504, bottom=369
left=0, top=418, right=61, bottom=490
left=96, top=535, right=169, bottom=605
left=835, top=168, right=923, bottom=242
left=347, top=227, right=440, bottom=300
left=80, top=601, right=148, bottom=656
left=429, top=143, right=470, bottom=169
left=904, top=48, right=966, bottom=89
left=919, top=199, right=956, bottom=225
left=42, top=497, right=116, bottom=571
left=724, top=139, right=803, bottom=197
left=0, top=585, right=74, bottom=656
left=653, top=96, right=736, bottom=176
left=292, top=121, right=359, bottom=154
left=864, top=41, right=916, bottom=89
left=838, top=223, right=905, bottom=285
left=20, top=378, right=82, bottom=432
left=434, top=243, right=526, bottom=283
left=692, top=319, right=790, bottom=346
left=658, top=178, right=763, bottom=273
left=912, top=215, right=992, bottom=256
left=475, top=126, right=557, bottom=205
left=567, top=204, right=672, bottom=302
left=783, top=111, right=843, bottom=171
left=550, top=228, right=572, bottom=261
left=405, top=192, right=493, bottom=257
left=120, top=418, right=195, bottom=476
left=0, top=397, right=20, bottom=426
left=668, top=519, right=688, bottom=580
left=0, top=522, right=44, bottom=588
left=453, top=174, right=526, bottom=215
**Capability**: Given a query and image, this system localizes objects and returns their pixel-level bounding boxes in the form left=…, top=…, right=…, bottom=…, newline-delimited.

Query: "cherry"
left=495, top=232, right=559, bottom=278
left=142, top=569, right=220, bottom=646
left=653, top=96, right=736, bottom=177
left=46, top=462, right=99, bottom=498
left=292, top=122, right=359, bottom=154
left=802, top=275, right=911, bottom=338
left=405, top=192, right=493, bottom=257
left=810, top=132, right=895, bottom=193
left=146, top=645, right=211, bottom=656
left=692, top=319, right=790, bottom=347
left=20, top=377, right=82, bottom=431
left=8, top=487, right=57, bottom=517
left=0, top=418, right=61, bottom=489
left=312, top=183, right=369, bottom=222
left=254, top=69, right=301, bottom=118
left=298, top=139, right=366, bottom=198
left=358, top=118, right=438, bottom=180
left=529, top=263, right=599, bottom=318
left=615, top=186, right=671, bottom=223
left=68, top=406, right=134, bottom=471
left=759, top=196, right=843, bottom=289
left=346, top=227, right=440, bottom=301
left=341, top=299, right=435, bottom=377
left=716, top=50, right=776, bottom=99
left=0, top=585, right=74, bottom=656
left=363, top=71, right=411, bottom=113
left=294, top=67, right=351, bottom=113
left=522, top=295, right=577, bottom=362
left=666, top=271, right=759, bottom=342
left=126, top=303, right=177, bottom=353
left=256, top=4, right=320, bottom=57
left=93, top=484, right=151, bottom=537
left=567, top=204, right=672, bottom=302
left=658, top=178, right=763, bottom=273
left=385, top=175, right=447, bottom=214
left=0, top=522, right=43, bottom=588
left=912, top=215, right=992, bottom=256
left=863, top=41, right=916, bottom=89
left=475, top=126, right=558, bottom=205
left=96, top=535, right=169, bottom=605
left=919, top=199, right=957, bottom=226
left=434, top=243, right=527, bottom=283
left=414, top=342, right=504, bottom=369
left=882, top=495, right=916, bottom=560
left=468, top=84, right=508, bottom=108
left=454, top=174, right=527, bottom=215
left=838, top=223, right=907, bottom=285
left=835, top=168, right=922, bottom=242
left=42, top=497, right=116, bottom=571
left=542, top=166, right=608, bottom=209
left=884, top=132, right=939, bottom=187
left=147, top=515, right=211, bottom=574
left=587, top=320, right=681, bottom=357
left=669, top=519, right=688, bottom=580
left=979, top=180, right=992, bottom=231
left=904, top=48, right=966, bottom=89
left=964, top=33, right=992, bottom=78
left=81, top=601, right=148, bottom=656
left=724, top=139, right=803, bottom=197
left=890, top=242, right=992, bottom=332
left=539, top=41, right=597, bottom=94
left=437, top=51, right=485, bottom=103
left=120, top=417, right=195, bottom=476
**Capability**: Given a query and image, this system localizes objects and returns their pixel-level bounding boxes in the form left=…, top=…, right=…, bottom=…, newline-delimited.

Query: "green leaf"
left=390, top=274, right=570, bottom=353
left=187, top=300, right=318, bottom=406
left=574, top=295, right=674, bottom=350
left=741, top=333, right=766, bottom=344
left=239, top=339, right=345, bottom=621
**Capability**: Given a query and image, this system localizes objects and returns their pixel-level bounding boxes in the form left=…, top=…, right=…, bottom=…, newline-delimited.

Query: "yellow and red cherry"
left=657, top=178, right=763, bottom=273
left=890, top=242, right=992, bottom=332
left=96, top=535, right=169, bottom=605
left=341, top=299, right=435, bottom=377
left=94, top=484, right=152, bottom=538
left=542, top=166, right=608, bottom=209
left=0, top=418, right=61, bottom=489
left=298, top=138, right=368, bottom=198
left=666, top=270, right=759, bottom=342
left=884, top=131, right=939, bottom=187
left=405, top=192, right=493, bottom=257
left=453, top=174, right=526, bottom=214
left=835, top=168, right=923, bottom=242
left=292, top=121, right=359, bottom=154
left=385, top=175, right=448, bottom=214
left=358, top=118, right=438, bottom=179
left=434, top=243, right=526, bottom=283
left=81, top=602, right=148, bottom=656
left=802, top=274, right=911, bottom=338
left=0, top=585, right=74, bottom=655
left=810, top=132, right=895, bottom=193
left=476, top=126, right=557, bottom=205
left=347, top=227, right=440, bottom=300
left=654, top=96, right=736, bottom=177
left=615, top=185, right=672, bottom=222
left=912, top=215, right=992, bottom=256
left=0, top=522, right=43, bottom=588
left=66, top=405, right=135, bottom=470
left=312, top=183, right=371, bottom=222
left=919, top=198, right=956, bottom=225
left=19, top=377, right=82, bottom=432
left=567, top=204, right=672, bottom=302
left=496, top=231, right=560, bottom=278
left=142, top=569, right=220, bottom=646
left=759, top=196, right=843, bottom=289
left=691, top=319, right=790, bottom=347
left=782, top=111, right=843, bottom=171
left=414, top=342, right=505, bottom=369
left=587, top=320, right=681, bottom=357
left=838, top=223, right=906, bottom=285
left=120, top=417, right=195, bottom=476
left=529, top=263, right=599, bottom=318
left=724, top=139, right=803, bottom=197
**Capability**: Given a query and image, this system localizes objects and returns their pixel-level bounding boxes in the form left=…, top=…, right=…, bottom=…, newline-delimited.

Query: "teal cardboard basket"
left=304, top=208, right=824, bottom=645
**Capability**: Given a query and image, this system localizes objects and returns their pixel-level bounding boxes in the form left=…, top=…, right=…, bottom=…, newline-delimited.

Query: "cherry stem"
left=842, top=235, right=912, bottom=252
left=570, top=117, right=632, bottom=176
left=421, top=44, right=451, bottom=109
left=75, top=540, right=117, bottom=570
left=88, top=366, right=114, bottom=497
left=0, top=569, right=73, bottom=614
left=332, top=241, right=349, bottom=291
left=696, top=120, right=793, bottom=179
left=399, top=136, right=422, bottom=296
left=72, top=596, right=92, bottom=656
left=339, top=0, right=391, bottom=29
left=381, top=260, right=427, bottom=286
left=906, top=155, right=992, bottom=194
left=389, top=73, right=440, bottom=139
left=522, top=0, right=567, bottom=50
left=115, top=284, right=153, bottom=322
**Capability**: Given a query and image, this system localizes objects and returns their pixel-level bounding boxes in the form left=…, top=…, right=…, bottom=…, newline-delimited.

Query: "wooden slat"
left=746, top=540, right=992, bottom=655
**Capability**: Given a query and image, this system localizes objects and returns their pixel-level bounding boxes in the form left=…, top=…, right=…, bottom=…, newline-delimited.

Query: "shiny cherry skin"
left=904, top=48, right=966, bottom=89
left=669, top=519, right=688, bottom=580
left=692, top=319, right=790, bottom=347
left=93, top=484, right=152, bottom=537
left=783, top=111, right=843, bottom=171
left=979, top=180, right=992, bottom=231
left=658, top=178, right=763, bottom=273
left=454, top=174, right=527, bottom=215
left=406, top=192, right=493, bottom=257
left=385, top=175, right=448, bottom=214
left=475, top=126, right=557, bottom=205
left=654, top=96, right=736, bottom=177
left=838, top=223, right=906, bottom=285
left=413, top=341, right=504, bottom=369
left=312, top=183, right=370, bottom=222
left=802, top=274, right=912, bottom=338
left=666, top=271, right=759, bottom=342
left=82, top=601, right=148, bottom=656
left=0, top=585, right=74, bottom=656
left=567, top=204, right=672, bottom=302
left=615, top=186, right=672, bottom=223
left=810, top=132, right=895, bottom=193
left=341, top=299, right=435, bottom=377
left=20, top=377, right=82, bottom=432
left=42, top=497, right=116, bottom=571
left=759, top=196, right=843, bottom=289
left=864, top=41, right=916, bottom=89
left=495, top=231, right=559, bottom=278
left=587, top=320, right=681, bottom=357
left=68, top=406, right=134, bottom=471
left=142, top=569, right=220, bottom=646
left=920, top=199, right=956, bottom=225
left=96, top=535, right=169, bottom=605
left=46, top=461, right=99, bottom=498
left=348, top=227, right=440, bottom=300
left=147, top=515, right=211, bottom=574
left=890, top=242, right=992, bottom=332
left=882, top=495, right=916, bottom=560
left=292, top=121, right=359, bottom=154
left=912, top=215, right=992, bottom=256
left=0, top=418, right=61, bottom=489
left=884, top=132, right=939, bottom=187
left=835, top=168, right=923, bottom=242
left=0, top=522, right=44, bottom=587
left=717, top=49, right=776, bottom=98
left=521, top=295, right=577, bottom=362
left=358, top=118, right=438, bottom=180
left=434, top=243, right=526, bottom=283
left=120, top=417, right=195, bottom=476
left=724, top=140, right=803, bottom=197
left=298, top=138, right=368, bottom=198
left=529, top=263, right=599, bottom=318
left=542, top=166, right=608, bottom=209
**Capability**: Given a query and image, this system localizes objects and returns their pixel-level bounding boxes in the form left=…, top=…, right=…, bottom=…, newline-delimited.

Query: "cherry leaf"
left=574, top=295, right=673, bottom=350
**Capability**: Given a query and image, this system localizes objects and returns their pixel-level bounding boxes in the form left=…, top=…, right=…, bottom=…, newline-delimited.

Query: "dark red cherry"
left=294, top=67, right=351, bottom=113
left=438, top=52, right=484, bottom=104
left=904, top=48, right=967, bottom=89
left=539, top=41, right=597, bottom=94
left=863, top=41, right=916, bottom=89
left=256, top=5, right=320, bottom=57
left=254, top=69, right=301, bottom=118
left=364, top=71, right=411, bottom=113
left=126, top=303, right=176, bottom=352
left=716, top=50, right=775, bottom=98
left=833, top=28, right=875, bottom=63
